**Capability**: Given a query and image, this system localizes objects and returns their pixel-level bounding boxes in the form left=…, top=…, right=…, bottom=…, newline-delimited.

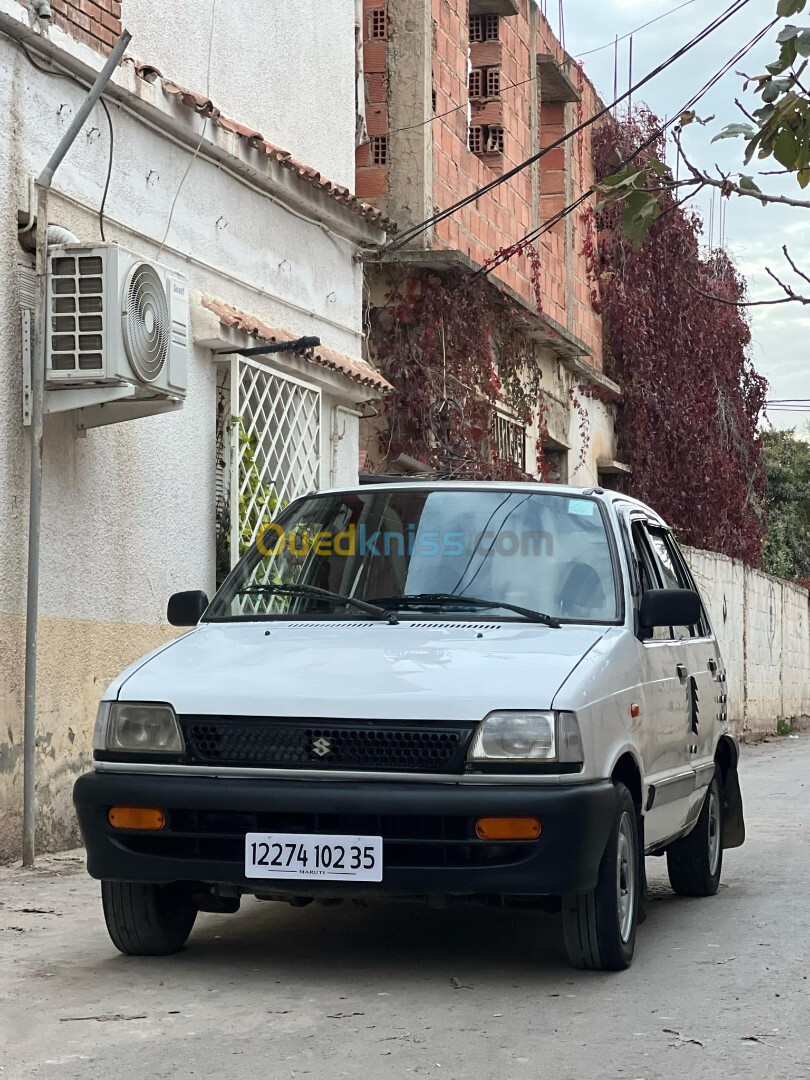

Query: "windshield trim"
left=202, top=487, right=626, bottom=627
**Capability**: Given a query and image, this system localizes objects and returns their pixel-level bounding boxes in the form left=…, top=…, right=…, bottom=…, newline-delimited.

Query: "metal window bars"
left=494, top=410, right=526, bottom=471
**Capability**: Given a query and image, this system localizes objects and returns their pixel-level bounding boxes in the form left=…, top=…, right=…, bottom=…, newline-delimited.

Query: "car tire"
left=666, top=772, right=723, bottom=897
left=101, top=881, right=197, bottom=956
left=562, top=782, right=639, bottom=971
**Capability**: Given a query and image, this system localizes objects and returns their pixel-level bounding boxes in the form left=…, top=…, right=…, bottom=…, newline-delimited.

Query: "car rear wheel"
left=101, top=881, right=197, bottom=956
left=562, top=782, right=639, bottom=971
left=666, top=772, right=723, bottom=897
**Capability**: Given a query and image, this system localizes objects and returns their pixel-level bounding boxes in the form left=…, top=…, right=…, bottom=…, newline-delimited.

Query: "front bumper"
left=73, top=770, right=617, bottom=897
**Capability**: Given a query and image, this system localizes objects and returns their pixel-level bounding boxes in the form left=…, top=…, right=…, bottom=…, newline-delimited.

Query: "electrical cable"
left=575, top=0, right=699, bottom=59
left=8, top=30, right=116, bottom=243
left=474, top=17, right=774, bottom=281
left=156, top=0, right=217, bottom=259
left=383, top=0, right=753, bottom=255
left=99, top=98, right=114, bottom=241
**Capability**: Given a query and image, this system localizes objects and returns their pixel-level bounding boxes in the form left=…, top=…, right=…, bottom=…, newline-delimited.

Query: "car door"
left=646, top=527, right=724, bottom=805
left=625, top=515, right=696, bottom=847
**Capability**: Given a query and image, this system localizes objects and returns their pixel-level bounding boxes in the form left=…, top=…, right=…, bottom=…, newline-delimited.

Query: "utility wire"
left=156, top=0, right=218, bottom=259
left=575, top=0, right=699, bottom=58
left=475, top=16, right=774, bottom=281
left=383, top=0, right=752, bottom=255
left=6, top=32, right=116, bottom=242
left=390, top=0, right=699, bottom=138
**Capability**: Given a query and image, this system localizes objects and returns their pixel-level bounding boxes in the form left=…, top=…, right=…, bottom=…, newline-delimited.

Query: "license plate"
left=245, top=832, right=383, bottom=882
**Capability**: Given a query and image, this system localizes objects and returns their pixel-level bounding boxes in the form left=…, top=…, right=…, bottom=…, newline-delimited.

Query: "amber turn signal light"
left=108, top=807, right=166, bottom=831
left=475, top=817, right=541, bottom=841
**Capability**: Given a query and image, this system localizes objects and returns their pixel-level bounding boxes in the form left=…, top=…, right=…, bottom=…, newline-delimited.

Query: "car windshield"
left=206, top=487, right=619, bottom=623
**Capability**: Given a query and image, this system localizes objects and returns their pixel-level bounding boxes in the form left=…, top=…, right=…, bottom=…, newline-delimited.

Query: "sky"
left=556, top=0, right=810, bottom=433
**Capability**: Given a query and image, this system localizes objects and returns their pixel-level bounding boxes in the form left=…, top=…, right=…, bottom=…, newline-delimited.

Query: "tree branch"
left=674, top=131, right=810, bottom=210
left=684, top=277, right=804, bottom=307
left=765, top=266, right=810, bottom=305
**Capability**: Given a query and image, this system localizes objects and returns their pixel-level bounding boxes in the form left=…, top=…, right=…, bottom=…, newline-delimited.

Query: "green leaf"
left=777, top=0, right=806, bottom=16
left=738, top=175, right=762, bottom=193
left=762, top=81, right=782, bottom=103
left=774, top=126, right=799, bottom=167
left=797, top=28, right=810, bottom=54
left=621, top=190, right=662, bottom=249
left=776, top=23, right=801, bottom=42
left=712, top=123, right=757, bottom=142
left=798, top=166, right=810, bottom=187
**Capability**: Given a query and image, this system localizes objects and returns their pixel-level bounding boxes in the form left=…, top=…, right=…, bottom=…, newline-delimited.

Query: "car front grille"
left=114, top=809, right=536, bottom=871
left=180, top=717, right=474, bottom=773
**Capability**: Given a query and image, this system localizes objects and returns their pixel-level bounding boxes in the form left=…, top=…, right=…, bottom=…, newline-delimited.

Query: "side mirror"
left=167, top=590, right=209, bottom=627
left=639, top=588, right=700, bottom=629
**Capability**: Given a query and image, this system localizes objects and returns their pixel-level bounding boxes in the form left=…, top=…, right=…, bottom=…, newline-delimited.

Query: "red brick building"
left=357, top=0, right=626, bottom=485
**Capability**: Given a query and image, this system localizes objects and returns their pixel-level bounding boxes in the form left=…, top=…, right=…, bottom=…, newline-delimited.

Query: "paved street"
left=1, top=738, right=808, bottom=1079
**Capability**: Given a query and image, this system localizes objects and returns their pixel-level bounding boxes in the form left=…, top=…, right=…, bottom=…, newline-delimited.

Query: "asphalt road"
left=1, top=737, right=808, bottom=1079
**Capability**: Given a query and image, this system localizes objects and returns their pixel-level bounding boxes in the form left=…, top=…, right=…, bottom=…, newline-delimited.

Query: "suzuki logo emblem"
left=312, top=736, right=332, bottom=758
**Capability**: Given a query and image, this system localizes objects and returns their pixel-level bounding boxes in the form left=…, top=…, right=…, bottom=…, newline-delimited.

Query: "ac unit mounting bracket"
left=40, top=384, right=184, bottom=430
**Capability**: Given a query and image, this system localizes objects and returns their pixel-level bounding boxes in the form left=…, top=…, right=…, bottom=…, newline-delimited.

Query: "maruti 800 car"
left=74, top=482, right=744, bottom=970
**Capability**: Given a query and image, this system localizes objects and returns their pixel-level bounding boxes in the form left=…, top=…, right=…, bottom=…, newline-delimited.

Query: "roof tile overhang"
left=133, top=63, right=395, bottom=233
left=202, top=297, right=393, bottom=395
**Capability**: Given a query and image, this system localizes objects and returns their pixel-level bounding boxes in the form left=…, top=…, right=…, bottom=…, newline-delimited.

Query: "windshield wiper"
left=368, top=593, right=561, bottom=628
left=238, top=583, right=399, bottom=624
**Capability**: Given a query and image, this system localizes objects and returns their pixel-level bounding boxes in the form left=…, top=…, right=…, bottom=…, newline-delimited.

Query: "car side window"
left=655, top=528, right=712, bottom=638
left=646, top=527, right=706, bottom=639
left=630, top=521, right=669, bottom=641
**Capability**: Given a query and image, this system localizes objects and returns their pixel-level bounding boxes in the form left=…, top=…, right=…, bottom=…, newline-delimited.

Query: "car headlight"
left=94, top=702, right=184, bottom=754
left=467, top=710, right=583, bottom=764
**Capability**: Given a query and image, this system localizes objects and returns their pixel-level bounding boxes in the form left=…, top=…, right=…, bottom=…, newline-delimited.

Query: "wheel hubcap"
left=708, top=786, right=721, bottom=876
left=616, top=812, right=637, bottom=943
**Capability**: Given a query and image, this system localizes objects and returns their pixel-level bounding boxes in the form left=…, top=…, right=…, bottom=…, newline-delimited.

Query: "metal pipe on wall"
left=22, top=29, right=132, bottom=867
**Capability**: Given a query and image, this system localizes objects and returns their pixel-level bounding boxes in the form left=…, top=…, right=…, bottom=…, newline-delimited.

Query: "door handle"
left=708, top=658, right=717, bottom=676
left=676, top=663, right=688, bottom=682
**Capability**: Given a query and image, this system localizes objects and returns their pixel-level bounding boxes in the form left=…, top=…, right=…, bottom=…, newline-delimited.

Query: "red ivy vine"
left=369, top=270, right=551, bottom=480
left=589, top=109, right=768, bottom=565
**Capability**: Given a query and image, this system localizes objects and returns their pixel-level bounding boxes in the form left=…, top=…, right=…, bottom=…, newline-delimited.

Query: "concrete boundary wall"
left=685, top=547, right=810, bottom=737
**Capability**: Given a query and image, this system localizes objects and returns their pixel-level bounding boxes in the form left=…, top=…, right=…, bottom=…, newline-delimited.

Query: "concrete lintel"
left=597, top=457, right=632, bottom=475
left=537, top=54, right=581, bottom=103
left=470, top=0, right=519, bottom=15
left=375, top=248, right=601, bottom=371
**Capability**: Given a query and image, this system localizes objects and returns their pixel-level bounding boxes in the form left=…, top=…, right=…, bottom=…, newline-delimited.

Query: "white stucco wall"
left=121, top=0, right=357, bottom=189
left=684, top=546, right=810, bottom=737
left=0, top=20, right=380, bottom=860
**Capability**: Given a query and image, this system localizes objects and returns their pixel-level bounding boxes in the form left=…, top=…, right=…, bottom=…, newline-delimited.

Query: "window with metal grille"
left=486, top=67, right=500, bottom=97
left=371, top=134, right=388, bottom=165
left=486, top=125, right=504, bottom=153
left=468, top=68, right=483, bottom=98
left=368, top=8, right=386, bottom=38
left=469, top=13, right=499, bottom=41
left=494, top=412, right=526, bottom=471
left=468, top=125, right=484, bottom=154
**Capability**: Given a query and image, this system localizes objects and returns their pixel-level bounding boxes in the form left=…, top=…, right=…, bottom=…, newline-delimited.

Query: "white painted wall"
left=685, top=546, right=810, bottom=736
left=121, top=0, right=357, bottom=189
left=0, top=17, right=380, bottom=859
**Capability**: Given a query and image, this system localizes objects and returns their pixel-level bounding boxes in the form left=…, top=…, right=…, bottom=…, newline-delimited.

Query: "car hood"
left=115, top=620, right=607, bottom=721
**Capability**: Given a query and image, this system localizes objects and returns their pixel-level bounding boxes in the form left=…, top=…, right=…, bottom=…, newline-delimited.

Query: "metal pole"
left=22, top=30, right=132, bottom=867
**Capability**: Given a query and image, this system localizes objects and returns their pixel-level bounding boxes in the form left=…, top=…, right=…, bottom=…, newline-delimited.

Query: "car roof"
left=308, top=480, right=668, bottom=527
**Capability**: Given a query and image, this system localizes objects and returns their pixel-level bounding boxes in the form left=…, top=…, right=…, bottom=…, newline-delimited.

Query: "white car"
left=74, top=482, right=744, bottom=970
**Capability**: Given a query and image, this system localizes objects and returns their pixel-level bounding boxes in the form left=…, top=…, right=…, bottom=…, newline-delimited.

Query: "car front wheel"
left=101, top=880, right=197, bottom=956
left=562, top=781, right=639, bottom=971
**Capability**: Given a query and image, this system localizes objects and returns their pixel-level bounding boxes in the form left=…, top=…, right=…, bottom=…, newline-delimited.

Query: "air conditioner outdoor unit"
left=45, top=242, right=188, bottom=396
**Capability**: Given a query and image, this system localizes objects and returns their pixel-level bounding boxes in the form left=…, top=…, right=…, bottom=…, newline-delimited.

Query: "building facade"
left=0, top=0, right=390, bottom=859
left=355, top=0, right=625, bottom=485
